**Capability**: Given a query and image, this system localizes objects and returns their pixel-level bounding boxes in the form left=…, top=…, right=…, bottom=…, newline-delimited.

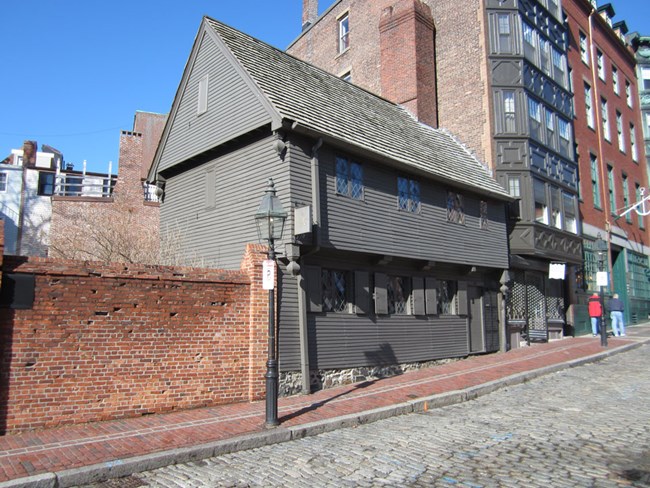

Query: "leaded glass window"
left=397, top=176, right=420, bottom=213
left=480, top=201, right=488, bottom=229
left=437, top=280, right=457, bottom=315
left=335, top=156, right=363, bottom=200
left=447, top=191, right=465, bottom=224
left=322, top=269, right=349, bottom=313
left=387, top=276, right=409, bottom=315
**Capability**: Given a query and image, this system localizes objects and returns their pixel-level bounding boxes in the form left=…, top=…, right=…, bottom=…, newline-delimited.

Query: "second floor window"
left=338, top=13, right=350, bottom=53
left=37, top=172, right=55, bottom=196
left=447, top=191, right=465, bottom=224
left=528, top=97, right=542, bottom=140
left=585, top=84, right=594, bottom=128
left=601, top=98, right=610, bottom=141
left=534, top=178, right=548, bottom=225
left=497, top=14, right=512, bottom=53
left=623, top=175, right=631, bottom=223
left=590, top=154, right=601, bottom=209
left=335, top=156, right=363, bottom=200
left=616, top=112, right=625, bottom=152
left=397, top=176, right=420, bottom=213
left=0, top=172, right=6, bottom=192
left=608, top=165, right=616, bottom=214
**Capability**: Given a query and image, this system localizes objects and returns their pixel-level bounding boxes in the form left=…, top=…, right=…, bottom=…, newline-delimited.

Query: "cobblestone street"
left=84, top=343, right=650, bottom=488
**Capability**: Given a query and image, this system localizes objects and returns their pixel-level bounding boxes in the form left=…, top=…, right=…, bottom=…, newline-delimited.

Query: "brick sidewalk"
left=0, top=326, right=648, bottom=487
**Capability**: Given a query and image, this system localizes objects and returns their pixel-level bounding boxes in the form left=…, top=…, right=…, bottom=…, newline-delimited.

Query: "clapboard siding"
left=304, top=315, right=468, bottom=370
left=278, top=264, right=301, bottom=371
left=157, top=30, right=272, bottom=173
left=160, top=135, right=291, bottom=269
left=317, top=145, right=509, bottom=269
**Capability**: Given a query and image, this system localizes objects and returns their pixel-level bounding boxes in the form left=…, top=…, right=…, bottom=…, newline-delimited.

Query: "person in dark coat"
left=607, top=293, right=626, bottom=337
left=588, top=292, right=602, bottom=337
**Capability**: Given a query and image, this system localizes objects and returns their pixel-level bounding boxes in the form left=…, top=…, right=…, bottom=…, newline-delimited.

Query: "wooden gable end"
left=155, top=22, right=278, bottom=175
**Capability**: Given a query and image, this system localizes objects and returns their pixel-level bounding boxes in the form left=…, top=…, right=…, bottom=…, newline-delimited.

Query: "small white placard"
left=548, top=262, right=566, bottom=280
left=262, top=260, right=275, bottom=290
left=596, top=271, right=608, bottom=287
left=294, top=206, right=312, bottom=235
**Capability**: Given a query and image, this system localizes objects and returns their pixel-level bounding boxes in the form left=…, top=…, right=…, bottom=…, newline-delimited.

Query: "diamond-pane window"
left=336, top=157, right=349, bottom=195
left=387, top=276, right=409, bottom=315
left=447, top=191, right=465, bottom=224
left=335, top=156, right=363, bottom=200
left=437, top=280, right=457, bottom=315
left=322, top=269, right=348, bottom=313
left=397, top=176, right=420, bottom=212
left=350, top=162, right=363, bottom=200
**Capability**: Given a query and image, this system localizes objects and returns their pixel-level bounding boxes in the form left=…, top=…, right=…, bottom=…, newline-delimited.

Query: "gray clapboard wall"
left=157, top=28, right=273, bottom=174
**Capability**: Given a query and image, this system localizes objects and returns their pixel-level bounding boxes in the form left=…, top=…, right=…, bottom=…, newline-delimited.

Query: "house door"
left=468, top=286, right=485, bottom=353
left=611, top=249, right=629, bottom=323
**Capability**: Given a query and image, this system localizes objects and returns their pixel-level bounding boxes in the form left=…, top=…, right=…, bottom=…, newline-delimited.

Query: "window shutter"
left=412, top=277, right=425, bottom=316
left=374, top=273, right=388, bottom=315
left=425, top=277, right=438, bottom=315
left=354, top=271, right=371, bottom=314
left=457, top=281, right=468, bottom=316
left=305, top=266, right=322, bottom=312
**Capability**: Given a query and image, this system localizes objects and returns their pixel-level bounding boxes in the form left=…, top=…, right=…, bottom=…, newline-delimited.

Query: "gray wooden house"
left=149, top=17, right=513, bottom=393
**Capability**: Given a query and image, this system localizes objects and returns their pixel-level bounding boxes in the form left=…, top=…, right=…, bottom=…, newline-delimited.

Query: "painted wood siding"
left=160, top=136, right=291, bottom=270
left=157, top=30, right=273, bottom=173
left=278, top=264, right=301, bottom=371
left=304, top=315, right=468, bottom=370
left=317, top=146, right=510, bottom=269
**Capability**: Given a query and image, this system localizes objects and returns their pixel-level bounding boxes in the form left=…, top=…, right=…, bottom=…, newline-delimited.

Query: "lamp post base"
left=265, top=359, right=279, bottom=428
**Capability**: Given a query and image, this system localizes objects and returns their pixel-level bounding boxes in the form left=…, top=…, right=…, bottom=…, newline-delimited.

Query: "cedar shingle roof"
left=206, top=17, right=511, bottom=200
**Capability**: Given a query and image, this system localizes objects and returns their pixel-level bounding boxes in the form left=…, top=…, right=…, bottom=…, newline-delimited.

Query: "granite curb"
left=0, top=338, right=647, bottom=488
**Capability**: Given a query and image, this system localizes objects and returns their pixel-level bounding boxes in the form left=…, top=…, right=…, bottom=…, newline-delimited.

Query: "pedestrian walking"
left=607, top=293, right=626, bottom=337
left=588, top=292, right=602, bottom=337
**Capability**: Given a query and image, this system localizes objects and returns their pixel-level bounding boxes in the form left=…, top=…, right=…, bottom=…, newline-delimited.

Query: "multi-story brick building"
left=565, top=1, right=650, bottom=325
left=289, top=0, right=581, bottom=345
left=629, top=33, right=650, bottom=187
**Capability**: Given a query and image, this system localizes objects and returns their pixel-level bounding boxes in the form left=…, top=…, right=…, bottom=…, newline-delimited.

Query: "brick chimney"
left=379, top=0, right=438, bottom=128
left=302, top=0, right=319, bottom=30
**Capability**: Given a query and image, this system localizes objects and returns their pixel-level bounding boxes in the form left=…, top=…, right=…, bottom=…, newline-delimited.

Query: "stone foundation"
left=280, top=357, right=462, bottom=397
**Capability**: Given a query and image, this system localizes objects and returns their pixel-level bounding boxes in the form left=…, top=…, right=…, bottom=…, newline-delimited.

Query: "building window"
left=338, top=13, right=350, bottom=53
left=197, top=74, right=208, bottom=115
left=616, top=112, right=625, bottom=152
left=601, top=98, right=610, bottom=141
left=642, top=67, right=650, bottom=91
left=636, top=184, right=645, bottom=229
left=503, top=91, right=516, bottom=132
left=612, top=66, right=619, bottom=94
left=480, top=201, right=488, bottom=229
left=387, top=276, right=409, bottom=315
left=579, top=31, right=589, bottom=65
left=534, top=178, right=548, bottom=225
left=540, top=38, right=551, bottom=75
left=37, top=172, right=55, bottom=196
left=623, top=174, right=631, bottom=223
left=335, top=156, right=363, bottom=200
left=341, top=71, right=352, bottom=82
left=0, top=172, right=6, bottom=192
left=497, top=13, right=512, bottom=53
left=630, top=124, right=638, bottom=162
left=528, top=97, right=542, bottom=140
left=523, top=22, right=536, bottom=63
left=322, top=269, right=349, bottom=313
left=545, top=109, right=555, bottom=148
left=397, top=176, right=420, bottom=213
left=597, top=49, right=605, bottom=80
left=550, top=186, right=562, bottom=229
left=607, top=165, right=616, bottom=215
left=585, top=83, right=594, bottom=128
left=447, top=191, right=465, bottom=224
left=437, top=280, right=457, bottom=315
left=551, top=47, right=566, bottom=86
left=558, top=117, right=571, bottom=157
left=590, top=154, right=601, bottom=209
left=508, top=175, right=522, bottom=217
left=625, top=80, right=633, bottom=107
left=563, top=192, right=577, bottom=233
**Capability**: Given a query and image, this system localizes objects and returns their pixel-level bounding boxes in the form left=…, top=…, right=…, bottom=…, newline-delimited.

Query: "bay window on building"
left=534, top=178, right=549, bottom=224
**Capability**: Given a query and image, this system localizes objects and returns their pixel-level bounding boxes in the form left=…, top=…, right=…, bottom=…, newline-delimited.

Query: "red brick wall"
left=565, top=0, right=649, bottom=243
left=0, top=244, right=270, bottom=433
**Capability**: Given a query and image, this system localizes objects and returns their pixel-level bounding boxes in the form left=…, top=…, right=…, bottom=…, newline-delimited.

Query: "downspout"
left=588, top=9, right=614, bottom=290
left=296, top=137, right=323, bottom=394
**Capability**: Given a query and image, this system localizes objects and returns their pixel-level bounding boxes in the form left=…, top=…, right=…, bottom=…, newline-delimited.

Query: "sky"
left=1, top=0, right=649, bottom=174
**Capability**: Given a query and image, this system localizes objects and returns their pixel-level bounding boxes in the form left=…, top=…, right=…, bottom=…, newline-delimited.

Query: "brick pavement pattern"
left=109, top=341, right=650, bottom=488
left=0, top=325, right=648, bottom=486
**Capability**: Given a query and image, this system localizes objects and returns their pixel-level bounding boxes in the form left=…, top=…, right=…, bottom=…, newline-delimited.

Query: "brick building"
left=289, top=0, right=581, bottom=345
left=629, top=33, right=650, bottom=187
left=564, top=1, right=650, bottom=325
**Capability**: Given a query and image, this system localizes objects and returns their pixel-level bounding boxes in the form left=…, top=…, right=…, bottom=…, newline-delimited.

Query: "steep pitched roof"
left=203, top=17, right=510, bottom=200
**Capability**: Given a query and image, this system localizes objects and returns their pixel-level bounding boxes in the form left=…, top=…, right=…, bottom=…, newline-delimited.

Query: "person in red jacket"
left=588, top=293, right=603, bottom=337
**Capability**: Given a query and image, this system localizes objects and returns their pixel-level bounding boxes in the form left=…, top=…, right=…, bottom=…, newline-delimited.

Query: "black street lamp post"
left=254, top=178, right=288, bottom=428
left=594, top=235, right=608, bottom=348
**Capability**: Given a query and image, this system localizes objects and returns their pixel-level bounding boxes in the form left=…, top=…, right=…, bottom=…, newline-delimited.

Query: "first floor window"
left=322, top=269, right=349, bottom=312
left=387, top=276, right=409, bottom=315
left=447, top=191, right=465, bottom=224
left=607, top=165, right=616, bottom=215
left=397, top=176, right=420, bottom=213
left=437, top=280, right=457, bottom=315
left=590, top=154, right=602, bottom=209
left=0, top=172, right=6, bottom=192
